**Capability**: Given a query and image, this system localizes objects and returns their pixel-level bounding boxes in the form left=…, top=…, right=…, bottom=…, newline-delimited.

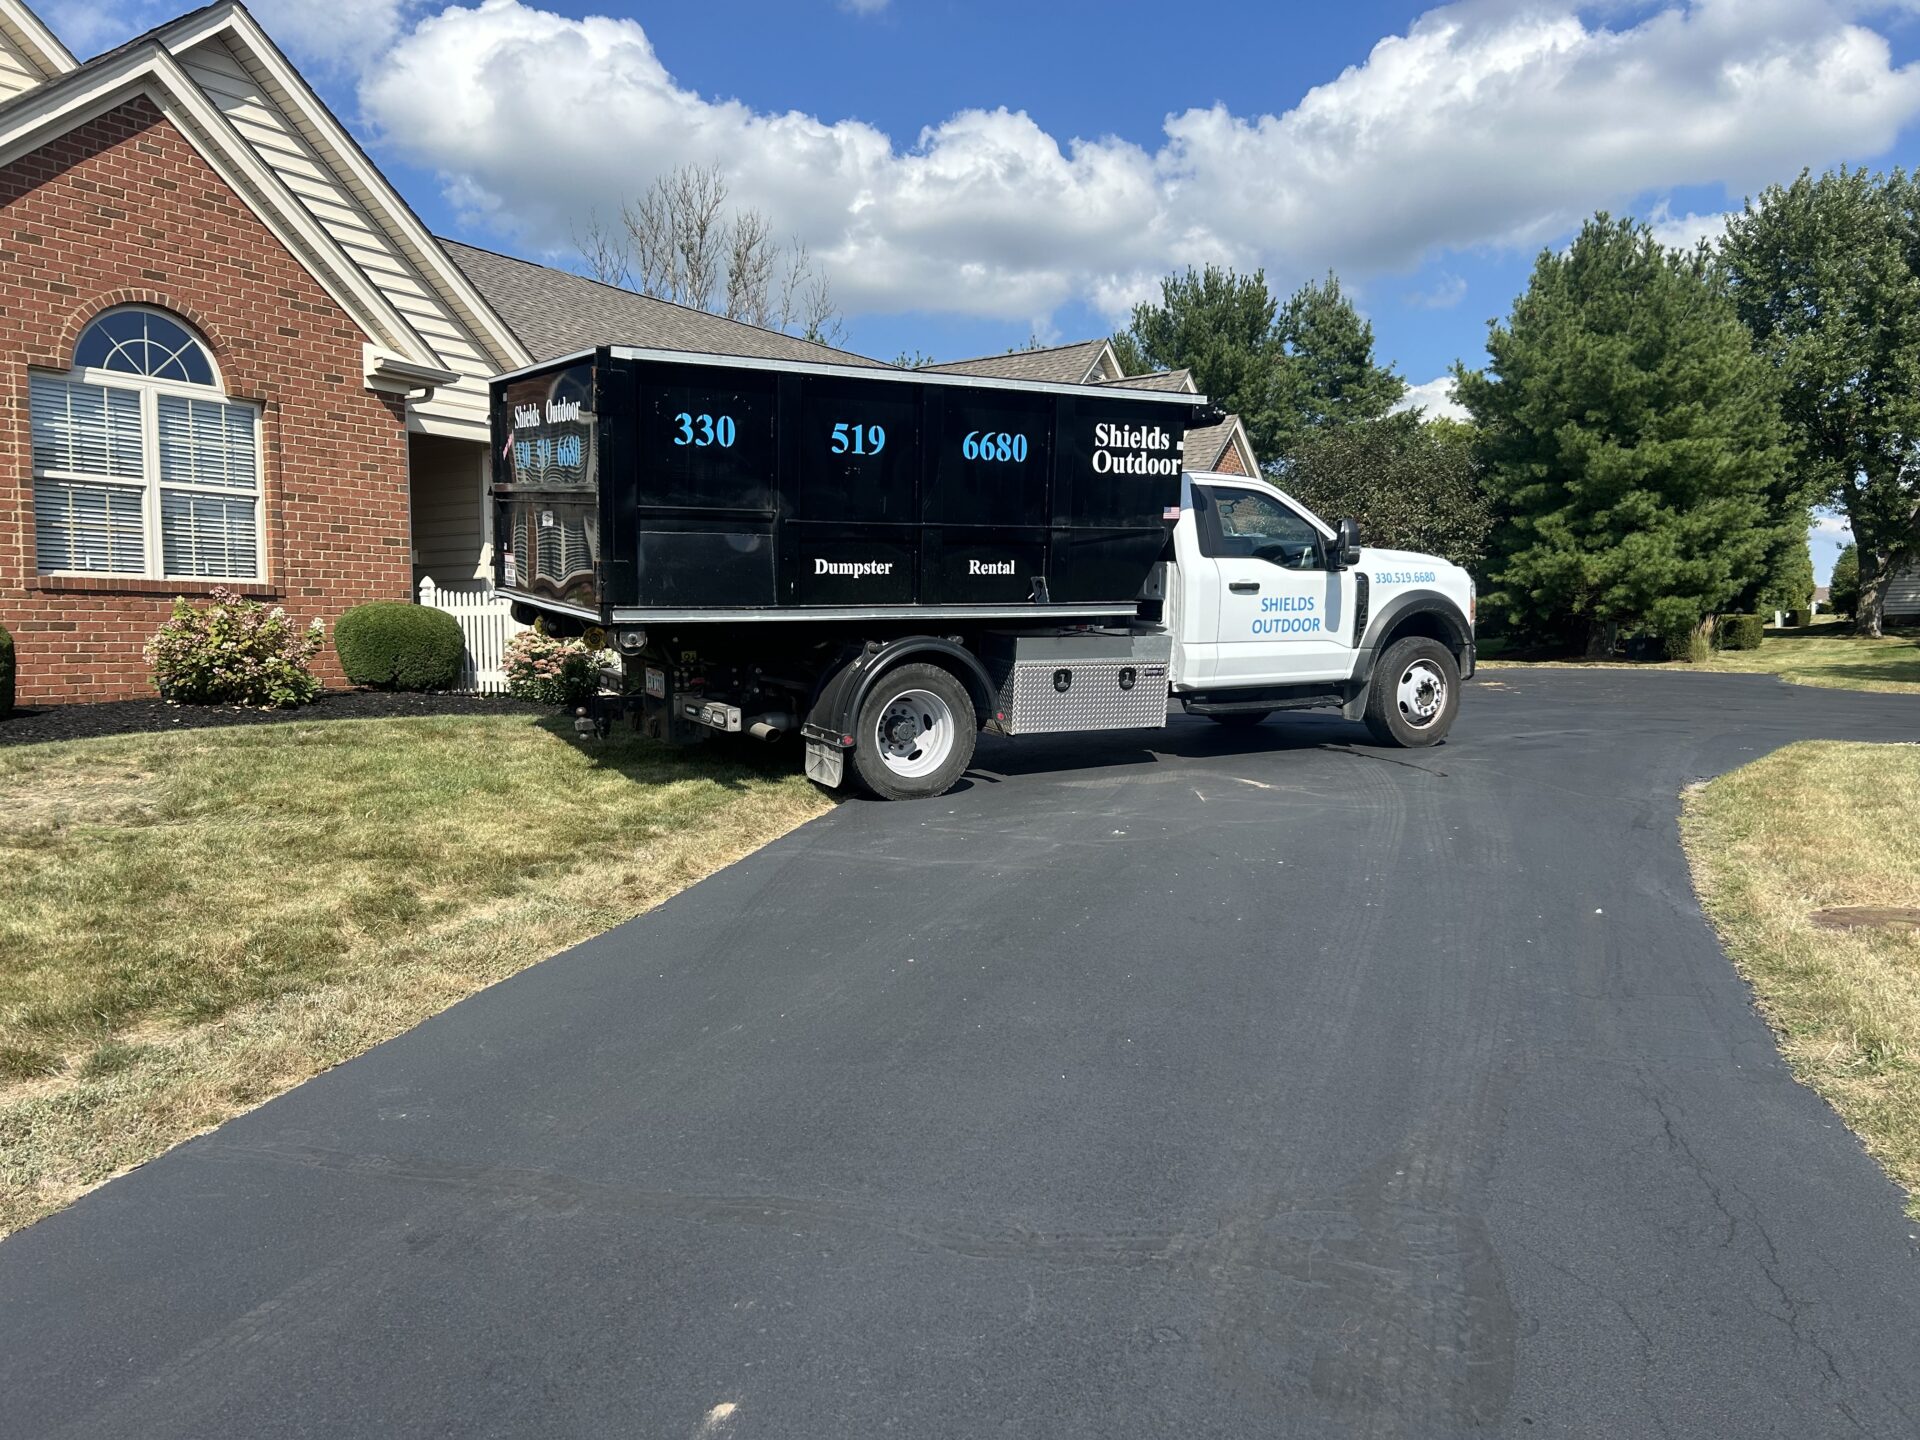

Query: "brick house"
left=0, top=0, right=877, bottom=705
left=0, top=0, right=1249, bottom=706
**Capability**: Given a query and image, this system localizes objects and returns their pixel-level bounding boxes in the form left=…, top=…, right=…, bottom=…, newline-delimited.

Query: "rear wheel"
left=850, top=663, right=978, bottom=800
left=1208, top=711, right=1271, bottom=728
left=1363, top=637, right=1459, bottom=748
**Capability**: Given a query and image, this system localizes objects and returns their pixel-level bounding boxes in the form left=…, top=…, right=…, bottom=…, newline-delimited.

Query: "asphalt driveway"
left=3, top=671, right=1917, bottom=1438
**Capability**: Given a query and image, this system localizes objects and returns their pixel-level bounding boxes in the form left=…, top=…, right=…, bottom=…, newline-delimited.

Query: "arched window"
left=31, top=307, right=261, bottom=580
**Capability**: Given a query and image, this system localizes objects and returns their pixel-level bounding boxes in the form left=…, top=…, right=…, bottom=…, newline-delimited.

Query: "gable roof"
left=0, top=5, right=431, bottom=364
left=0, top=0, right=76, bottom=96
left=921, top=337, right=1118, bottom=385
left=1104, top=368, right=1196, bottom=394
left=1183, top=414, right=1260, bottom=476
left=0, top=2, right=535, bottom=436
left=440, top=238, right=885, bottom=367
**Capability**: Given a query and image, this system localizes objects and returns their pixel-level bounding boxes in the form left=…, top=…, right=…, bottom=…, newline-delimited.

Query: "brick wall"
left=0, top=97, right=410, bottom=704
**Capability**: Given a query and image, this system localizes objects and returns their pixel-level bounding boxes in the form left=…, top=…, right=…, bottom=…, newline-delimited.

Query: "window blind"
left=30, top=375, right=142, bottom=480
left=157, top=393, right=257, bottom=490
left=161, top=489, right=259, bottom=578
left=34, top=479, right=146, bottom=573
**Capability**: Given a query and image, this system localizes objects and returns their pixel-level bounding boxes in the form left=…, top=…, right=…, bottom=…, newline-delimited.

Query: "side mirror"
left=1333, top=517, right=1363, bottom=569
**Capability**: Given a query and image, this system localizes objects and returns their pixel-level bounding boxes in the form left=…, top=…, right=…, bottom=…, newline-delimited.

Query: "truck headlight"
left=616, top=627, right=649, bottom=653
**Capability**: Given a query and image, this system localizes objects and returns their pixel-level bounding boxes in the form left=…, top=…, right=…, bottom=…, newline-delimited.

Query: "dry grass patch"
left=0, top=715, right=830, bottom=1235
left=1483, top=621, right=1920, bottom=694
left=1683, top=741, right=1920, bottom=1216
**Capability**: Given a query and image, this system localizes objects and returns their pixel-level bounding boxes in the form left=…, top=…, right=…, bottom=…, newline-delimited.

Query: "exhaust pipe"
left=746, top=711, right=797, bottom=742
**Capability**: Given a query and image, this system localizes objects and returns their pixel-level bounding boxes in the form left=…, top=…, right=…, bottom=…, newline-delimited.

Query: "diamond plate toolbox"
left=984, top=630, right=1172, bottom=735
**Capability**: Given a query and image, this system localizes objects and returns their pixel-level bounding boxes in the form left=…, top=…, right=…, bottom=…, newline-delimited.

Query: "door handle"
left=1229, top=581, right=1260, bottom=594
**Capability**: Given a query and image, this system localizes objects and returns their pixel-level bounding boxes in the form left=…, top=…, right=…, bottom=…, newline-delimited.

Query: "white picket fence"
left=418, top=576, right=525, bottom=693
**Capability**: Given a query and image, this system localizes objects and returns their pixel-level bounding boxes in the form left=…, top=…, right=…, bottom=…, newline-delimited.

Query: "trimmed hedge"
left=334, top=602, right=464, bottom=691
left=0, top=623, right=12, bottom=720
left=1720, top=613, right=1765, bottom=651
left=1660, top=627, right=1703, bottom=662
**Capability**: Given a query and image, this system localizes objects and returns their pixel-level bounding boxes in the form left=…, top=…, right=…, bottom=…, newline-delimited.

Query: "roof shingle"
left=1104, top=369, right=1196, bottom=394
left=919, top=338, right=1112, bottom=384
left=439, top=238, right=886, bottom=368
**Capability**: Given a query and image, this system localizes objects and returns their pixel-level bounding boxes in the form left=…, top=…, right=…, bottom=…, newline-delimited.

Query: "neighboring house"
left=1885, top=563, right=1920, bottom=619
left=0, top=0, right=878, bottom=704
left=925, top=340, right=1262, bottom=476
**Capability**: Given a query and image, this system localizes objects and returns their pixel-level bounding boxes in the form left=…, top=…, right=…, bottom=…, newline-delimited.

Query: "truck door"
left=1191, top=480, right=1355, bottom=685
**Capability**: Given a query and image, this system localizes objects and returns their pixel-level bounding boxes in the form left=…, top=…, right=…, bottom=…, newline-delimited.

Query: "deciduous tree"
left=572, top=163, right=843, bottom=343
left=1277, top=412, right=1490, bottom=569
left=1722, top=168, right=1920, bottom=636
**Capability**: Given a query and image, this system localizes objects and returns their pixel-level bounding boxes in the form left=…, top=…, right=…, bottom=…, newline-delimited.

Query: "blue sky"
left=60, top=0, right=1920, bottom=580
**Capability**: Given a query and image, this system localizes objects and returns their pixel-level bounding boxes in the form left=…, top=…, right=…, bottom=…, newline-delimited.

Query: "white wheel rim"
left=1397, top=660, right=1446, bottom=727
left=874, top=688, right=955, bottom=779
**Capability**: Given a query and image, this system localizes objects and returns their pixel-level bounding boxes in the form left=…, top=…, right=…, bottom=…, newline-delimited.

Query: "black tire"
left=1208, top=711, right=1271, bottom=728
left=849, top=662, right=978, bottom=800
left=1363, top=637, right=1460, bottom=747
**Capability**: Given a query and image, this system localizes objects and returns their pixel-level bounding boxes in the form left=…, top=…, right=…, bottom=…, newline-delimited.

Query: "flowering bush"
left=145, top=589, right=325, bottom=707
left=502, top=628, right=602, bottom=707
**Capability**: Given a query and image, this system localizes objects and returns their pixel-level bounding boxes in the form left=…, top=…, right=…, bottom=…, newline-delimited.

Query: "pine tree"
left=1111, top=266, right=1284, bottom=458
left=1114, top=266, right=1404, bottom=465
left=1456, top=215, right=1792, bottom=655
left=1272, top=273, right=1405, bottom=453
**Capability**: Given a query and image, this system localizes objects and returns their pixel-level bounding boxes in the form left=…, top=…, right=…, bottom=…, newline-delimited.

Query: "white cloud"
left=251, top=0, right=427, bottom=70
left=1812, top=512, right=1854, bottom=540
left=1393, top=376, right=1471, bottom=423
left=1404, top=274, right=1467, bottom=310
left=840, top=0, right=891, bottom=13
left=1645, top=199, right=1732, bottom=251
left=41, top=0, right=422, bottom=68
left=356, top=0, right=1920, bottom=321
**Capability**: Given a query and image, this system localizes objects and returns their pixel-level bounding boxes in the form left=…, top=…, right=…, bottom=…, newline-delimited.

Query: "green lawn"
left=1482, top=620, right=1920, bottom=693
left=0, top=715, right=829, bottom=1236
left=1684, top=742, right=1920, bottom=1217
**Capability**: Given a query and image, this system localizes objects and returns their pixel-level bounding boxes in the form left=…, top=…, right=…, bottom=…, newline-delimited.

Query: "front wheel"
left=1363, top=637, right=1460, bottom=748
left=850, top=663, right=978, bottom=800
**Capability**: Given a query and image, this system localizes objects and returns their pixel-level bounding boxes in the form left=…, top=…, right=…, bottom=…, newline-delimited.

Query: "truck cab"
left=1165, top=470, right=1475, bottom=744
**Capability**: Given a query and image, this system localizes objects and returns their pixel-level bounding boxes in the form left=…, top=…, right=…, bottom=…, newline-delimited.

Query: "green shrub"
left=335, top=601, right=464, bottom=691
left=0, top=622, right=13, bottom=720
left=1656, top=623, right=1712, bottom=663
left=144, top=589, right=323, bottom=707
left=1720, top=613, right=1765, bottom=651
left=502, top=628, right=601, bottom=707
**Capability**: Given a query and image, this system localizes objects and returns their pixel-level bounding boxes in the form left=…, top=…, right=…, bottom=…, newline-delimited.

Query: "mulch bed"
left=0, top=690, right=550, bottom=748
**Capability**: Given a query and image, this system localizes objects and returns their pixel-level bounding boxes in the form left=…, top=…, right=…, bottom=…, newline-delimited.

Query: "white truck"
left=492, top=348, right=1475, bottom=800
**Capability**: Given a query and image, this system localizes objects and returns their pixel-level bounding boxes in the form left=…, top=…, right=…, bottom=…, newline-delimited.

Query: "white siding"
left=410, top=433, right=488, bottom=581
left=0, top=30, right=45, bottom=102
left=176, top=37, right=496, bottom=431
left=1885, top=560, right=1920, bottom=617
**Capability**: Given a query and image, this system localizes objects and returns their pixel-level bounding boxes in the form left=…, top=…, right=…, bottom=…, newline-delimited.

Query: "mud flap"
left=805, top=740, right=845, bottom=789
